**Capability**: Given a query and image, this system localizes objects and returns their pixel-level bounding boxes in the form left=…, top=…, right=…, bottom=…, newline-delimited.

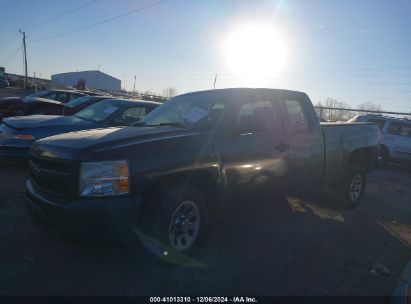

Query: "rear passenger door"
left=220, top=93, right=289, bottom=196
left=279, top=93, right=324, bottom=189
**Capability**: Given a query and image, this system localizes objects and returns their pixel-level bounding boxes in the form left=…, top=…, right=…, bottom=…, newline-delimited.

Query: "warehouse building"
left=51, top=70, right=121, bottom=91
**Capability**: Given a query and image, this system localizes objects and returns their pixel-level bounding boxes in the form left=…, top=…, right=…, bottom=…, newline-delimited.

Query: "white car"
left=349, top=114, right=411, bottom=164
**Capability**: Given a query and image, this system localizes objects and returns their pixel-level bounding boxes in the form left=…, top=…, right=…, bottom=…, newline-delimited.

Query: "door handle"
left=275, top=143, right=289, bottom=152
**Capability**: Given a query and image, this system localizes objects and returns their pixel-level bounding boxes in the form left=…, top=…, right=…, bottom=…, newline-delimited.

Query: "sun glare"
left=224, top=25, right=287, bottom=76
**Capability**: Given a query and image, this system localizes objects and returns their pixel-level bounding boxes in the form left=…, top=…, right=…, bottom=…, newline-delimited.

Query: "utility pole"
left=133, top=75, right=136, bottom=93
left=213, top=73, right=218, bottom=89
left=19, top=30, right=28, bottom=89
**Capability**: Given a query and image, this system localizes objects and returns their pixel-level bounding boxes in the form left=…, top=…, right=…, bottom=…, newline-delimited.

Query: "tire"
left=335, top=164, right=366, bottom=209
left=138, top=184, right=208, bottom=266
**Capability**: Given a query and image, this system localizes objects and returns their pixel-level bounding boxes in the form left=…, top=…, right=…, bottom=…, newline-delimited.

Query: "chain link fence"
left=314, top=106, right=411, bottom=122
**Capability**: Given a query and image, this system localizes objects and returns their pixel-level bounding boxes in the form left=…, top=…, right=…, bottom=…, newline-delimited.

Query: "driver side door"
left=219, top=97, right=290, bottom=198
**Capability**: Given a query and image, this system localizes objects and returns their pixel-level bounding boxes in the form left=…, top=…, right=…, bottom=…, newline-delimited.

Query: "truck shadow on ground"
left=120, top=185, right=410, bottom=296
left=1, top=163, right=410, bottom=296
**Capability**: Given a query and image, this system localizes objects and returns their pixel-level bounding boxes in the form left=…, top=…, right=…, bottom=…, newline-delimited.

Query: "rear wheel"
left=335, top=164, right=366, bottom=208
left=138, top=185, right=207, bottom=265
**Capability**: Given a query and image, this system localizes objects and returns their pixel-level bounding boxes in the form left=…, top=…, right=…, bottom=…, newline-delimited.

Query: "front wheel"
left=139, top=185, right=207, bottom=265
left=335, top=164, right=366, bottom=209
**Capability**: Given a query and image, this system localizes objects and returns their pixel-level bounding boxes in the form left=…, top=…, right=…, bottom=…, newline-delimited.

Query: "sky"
left=0, top=0, right=410, bottom=112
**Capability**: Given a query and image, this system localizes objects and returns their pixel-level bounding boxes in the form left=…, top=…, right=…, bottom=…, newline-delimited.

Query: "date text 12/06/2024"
left=149, top=297, right=258, bottom=303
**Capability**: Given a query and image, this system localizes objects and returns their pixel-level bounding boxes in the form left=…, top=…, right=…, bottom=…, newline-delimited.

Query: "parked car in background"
left=0, top=77, right=9, bottom=88
left=0, top=89, right=101, bottom=118
left=349, top=114, right=411, bottom=164
left=40, top=95, right=114, bottom=116
left=0, top=98, right=159, bottom=158
left=25, top=88, right=380, bottom=261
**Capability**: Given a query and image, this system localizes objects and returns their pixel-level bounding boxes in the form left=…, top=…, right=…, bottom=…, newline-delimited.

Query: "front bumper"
left=25, top=179, right=142, bottom=238
left=0, top=139, right=32, bottom=158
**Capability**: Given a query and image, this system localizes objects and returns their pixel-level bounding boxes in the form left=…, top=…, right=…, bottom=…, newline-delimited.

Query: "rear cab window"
left=282, top=97, right=310, bottom=132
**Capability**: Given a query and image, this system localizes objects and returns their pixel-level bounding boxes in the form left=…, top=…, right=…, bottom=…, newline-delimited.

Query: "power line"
left=30, top=0, right=168, bottom=42
left=25, top=0, right=102, bottom=30
left=0, top=35, right=19, bottom=50
left=216, top=66, right=411, bottom=75
left=3, top=44, right=22, bottom=66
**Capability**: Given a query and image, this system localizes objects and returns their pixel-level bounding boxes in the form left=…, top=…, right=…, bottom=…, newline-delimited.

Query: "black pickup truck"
left=25, top=88, right=380, bottom=260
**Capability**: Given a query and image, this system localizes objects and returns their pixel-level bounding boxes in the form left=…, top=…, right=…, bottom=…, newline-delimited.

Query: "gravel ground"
left=0, top=159, right=410, bottom=297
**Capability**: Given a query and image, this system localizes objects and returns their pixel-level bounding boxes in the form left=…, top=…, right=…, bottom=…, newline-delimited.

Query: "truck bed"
left=320, top=122, right=380, bottom=185
left=320, top=122, right=374, bottom=127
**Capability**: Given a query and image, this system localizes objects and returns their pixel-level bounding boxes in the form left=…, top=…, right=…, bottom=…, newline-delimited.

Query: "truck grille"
left=29, top=156, right=79, bottom=198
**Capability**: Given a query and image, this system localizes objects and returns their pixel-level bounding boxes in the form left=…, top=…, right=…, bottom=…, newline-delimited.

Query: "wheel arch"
left=140, top=168, right=221, bottom=212
left=347, top=147, right=376, bottom=172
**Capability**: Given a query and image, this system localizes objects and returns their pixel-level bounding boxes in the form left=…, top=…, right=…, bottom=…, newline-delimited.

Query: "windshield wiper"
left=134, top=121, right=147, bottom=126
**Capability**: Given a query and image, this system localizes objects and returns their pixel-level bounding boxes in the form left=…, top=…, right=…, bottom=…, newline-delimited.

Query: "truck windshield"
left=138, top=95, right=226, bottom=129
left=74, top=100, right=119, bottom=122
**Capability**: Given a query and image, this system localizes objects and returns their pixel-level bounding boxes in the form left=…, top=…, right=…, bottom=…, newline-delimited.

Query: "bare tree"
left=315, top=98, right=356, bottom=121
left=162, top=87, right=178, bottom=100
left=357, top=102, right=382, bottom=114
left=143, top=90, right=157, bottom=96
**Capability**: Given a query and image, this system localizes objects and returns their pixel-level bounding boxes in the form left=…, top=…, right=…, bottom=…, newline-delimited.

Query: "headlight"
left=79, top=160, right=130, bottom=197
left=14, top=134, right=35, bottom=140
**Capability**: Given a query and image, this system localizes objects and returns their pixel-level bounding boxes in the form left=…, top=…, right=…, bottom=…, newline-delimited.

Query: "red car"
left=0, top=89, right=101, bottom=119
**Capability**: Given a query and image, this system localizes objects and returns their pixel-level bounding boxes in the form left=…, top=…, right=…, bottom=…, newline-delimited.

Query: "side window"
left=387, top=122, right=401, bottom=135
left=236, top=101, right=279, bottom=134
left=284, top=99, right=309, bottom=131
left=114, top=107, right=146, bottom=125
left=399, top=124, right=411, bottom=137
left=368, top=119, right=386, bottom=131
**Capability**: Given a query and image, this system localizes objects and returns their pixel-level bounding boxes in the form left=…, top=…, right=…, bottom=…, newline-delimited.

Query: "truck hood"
left=23, top=97, right=62, bottom=105
left=32, top=126, right=205, bottom=160
left=3, top=115, right=95, bottom=131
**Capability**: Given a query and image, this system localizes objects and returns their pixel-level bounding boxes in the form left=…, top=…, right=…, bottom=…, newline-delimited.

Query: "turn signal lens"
left=116, top=178, right=129, bottom=194
left=15, top=134, right=35, bottom=140
left=118, top=162, right=129, bottom=177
